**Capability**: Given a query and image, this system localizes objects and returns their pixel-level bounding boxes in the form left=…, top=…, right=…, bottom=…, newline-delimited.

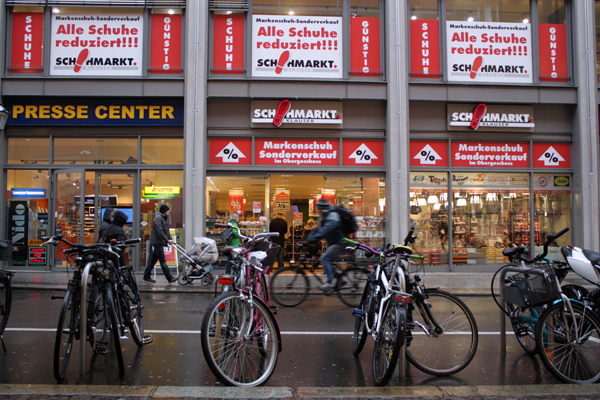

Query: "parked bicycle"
left=351, top=222, right=479, bottom=385
left=0, top=240, right=14, bottom=354
left=493, top=227, right=600, bottom=384
left=270, top=243, right=369, bottom=308
left=200, top=224, right=281, bottom=386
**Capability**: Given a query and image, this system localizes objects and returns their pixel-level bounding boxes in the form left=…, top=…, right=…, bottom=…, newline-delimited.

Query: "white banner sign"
left=446, top=21, right=532, bottom=84
left=251, top=15, right=343, bottom=79
left=50, top=13, right=143, bottom=76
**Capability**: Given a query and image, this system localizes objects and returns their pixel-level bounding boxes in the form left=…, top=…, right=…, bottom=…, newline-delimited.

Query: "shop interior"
left=205, top=174, right=386, bottom=266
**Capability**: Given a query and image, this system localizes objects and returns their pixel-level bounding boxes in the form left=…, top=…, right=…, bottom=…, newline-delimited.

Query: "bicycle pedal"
left=142, top=335, right=153, bottom=344
left=94, top=346, right=108, bottom=354
left=352, top=309, right=365, bottom=319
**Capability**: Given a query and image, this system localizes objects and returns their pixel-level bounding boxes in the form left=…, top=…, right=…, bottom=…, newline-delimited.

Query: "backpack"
left=333, top=206, right=359, bottom=235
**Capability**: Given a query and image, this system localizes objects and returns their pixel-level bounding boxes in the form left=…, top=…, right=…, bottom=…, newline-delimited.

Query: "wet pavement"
left=0, top=267, right=599, bottom=398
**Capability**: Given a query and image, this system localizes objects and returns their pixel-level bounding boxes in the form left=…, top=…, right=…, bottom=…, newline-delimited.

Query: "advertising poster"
left=9, top=200, right=29, bottom=262
left=446, top=21, right=532, bottom=83
left=11, top=12, right=44, bottom=73
left=253, top=201, right=261, bottom=213
left=209, top=139, right=252, bottom=165
left=342, top=140, right=384, bottom=166
left=350, top=17, right=380, bottom=77
left=229, top=189, right=244, bottom=214
left=274, top=190, right=290, bottom=213
left=293, top=212, right=303, bottom=226
left=451, top=142, right=529, bottom=168
left=321, top=189, right=336, bottom=205
left=255, top=139, right=339, bottom=166
left=410, top=19, right=440, bottom=78
left=251, top=14, right=343, bottom=78
left=532, top=143, right=571, bottom=168
left=150, top=13, right=182, bottom=74
left=410, top=141, right=448, bottom=167
left=213, top=14, right=245, bottom=74
left=50, top=13, right=144, bottom=76
left=538, top=24, right=568, bottom=82
left=352, top=196, right=363, bottom=216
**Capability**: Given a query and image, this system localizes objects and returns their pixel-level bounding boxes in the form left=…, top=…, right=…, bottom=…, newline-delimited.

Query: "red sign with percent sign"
left=229, top=189, right=244, bottom=213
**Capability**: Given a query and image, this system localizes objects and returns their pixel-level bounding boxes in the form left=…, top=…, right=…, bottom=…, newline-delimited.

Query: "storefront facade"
left=1, top=0, right=600, bottom=272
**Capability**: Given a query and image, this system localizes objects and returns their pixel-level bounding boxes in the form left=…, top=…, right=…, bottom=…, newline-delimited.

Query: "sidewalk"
left=4, top=267, right=593, bottom=296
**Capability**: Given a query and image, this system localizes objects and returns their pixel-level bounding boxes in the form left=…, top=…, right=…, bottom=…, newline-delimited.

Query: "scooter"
left=560, top=244, right=600, bottom=314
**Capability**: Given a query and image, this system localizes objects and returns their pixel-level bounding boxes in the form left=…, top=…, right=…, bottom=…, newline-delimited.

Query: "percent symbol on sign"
left=544, top=152, right=559, bottom=163
left=223, top=148, right=239, bottom=160
left=420, top=150, right=436, bottom=162
left=354, top=149, right=371, bottom=161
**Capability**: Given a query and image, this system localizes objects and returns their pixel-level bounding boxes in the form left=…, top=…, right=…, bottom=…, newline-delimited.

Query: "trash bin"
left=0, top=240, right=12, bottom=261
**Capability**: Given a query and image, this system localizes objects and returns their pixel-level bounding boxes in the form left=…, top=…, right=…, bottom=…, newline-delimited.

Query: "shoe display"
left=143, top=277, right=156, bottom=283
left=318, top=282, right=334, bottom=291
left=168, top=276, right=178, bottom=283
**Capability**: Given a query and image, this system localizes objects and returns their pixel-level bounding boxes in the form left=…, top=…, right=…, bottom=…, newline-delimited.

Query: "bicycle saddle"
left=583, top=249, right=600, bottom=267
left=389, top=244, right=413, bottom=255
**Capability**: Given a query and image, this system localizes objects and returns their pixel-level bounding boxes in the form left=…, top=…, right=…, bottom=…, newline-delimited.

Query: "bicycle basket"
left=503, top=264, right=561, bottom=308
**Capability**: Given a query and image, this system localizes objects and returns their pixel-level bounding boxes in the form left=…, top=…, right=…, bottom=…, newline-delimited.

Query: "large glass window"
left=7, top=138, right=50, bottom=164
left=141, top=138, right=184, bottom=164
left=446, top=0, right=530, bottom=23
left=54, top=138, right=138, bottom=164
left=252, top=0, right=342, bottom=16
left=595, top=1, right=600, bottom=82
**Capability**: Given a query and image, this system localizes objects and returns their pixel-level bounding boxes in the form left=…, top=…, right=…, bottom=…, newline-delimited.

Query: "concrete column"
left=573, top=0, right=600, bottom=251
left=386, top=0, right=411, bottom=244
left=183, top=0, right=208, bottom=248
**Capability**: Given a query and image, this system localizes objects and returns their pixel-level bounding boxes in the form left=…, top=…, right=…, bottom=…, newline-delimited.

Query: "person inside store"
left=143, top=205, right=177, bottom=283
left=225, top=213, right=241, bottom=274
left=98, top=207, right=114, bottom=242
left=301, top=199, right=347, bottom=291
left=303, top=218, right=320, bottom=265
left=105, top=209, right=129, bottom=266
left=269, top=212, right=288, bottom=268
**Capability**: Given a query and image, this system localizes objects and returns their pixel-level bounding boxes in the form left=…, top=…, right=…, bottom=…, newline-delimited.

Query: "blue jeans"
left=144, top=244, right=173, bottom=280
left=320, top=242, right=346, bottom=284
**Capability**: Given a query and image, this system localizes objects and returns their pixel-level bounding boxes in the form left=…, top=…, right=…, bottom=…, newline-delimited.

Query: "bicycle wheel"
left=406, top=289, right=478, bottom=376
left=506, top=302, right=539, bottom=355
left=270, top=267, right=309, bottom=307
left=0, top=275, right=12, bottom=335
left=106, top=285, right=125, bottom=375
left=200, top=291, right=279, bottom=386
left=536, top=301, right=600, bottom=384
left=372, top=297, right=405, bottom=386
left=54, top=285, right=77, bottom=381
left=352, top=279, right=373, bottom=356
left=337, top=267, right=370, bottom=307
left=123, top=269, right=144, bottom=347
left=87, top=281, right=108, bottom=351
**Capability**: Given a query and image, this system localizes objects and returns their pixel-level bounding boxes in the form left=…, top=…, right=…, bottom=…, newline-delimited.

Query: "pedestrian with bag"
left=269, top=213, right=287, bottom=268
left=224, top=213, right=240, bottom=274
left=302, top=199, right=347, bottom=291
left=143, top=205, right=177, bottom=283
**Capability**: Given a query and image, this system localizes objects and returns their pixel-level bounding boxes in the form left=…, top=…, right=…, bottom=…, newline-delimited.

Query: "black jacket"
left=150, top=213, right=172, bottom=246
left=98, top=207, right=114, bottom=241
left=269, top=216, right=288, bottom=247
left=105, top=210, right=128, bottom=242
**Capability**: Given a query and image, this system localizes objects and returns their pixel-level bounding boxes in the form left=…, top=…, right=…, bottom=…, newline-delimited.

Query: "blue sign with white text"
left=11, top=188, right=47, bottom=199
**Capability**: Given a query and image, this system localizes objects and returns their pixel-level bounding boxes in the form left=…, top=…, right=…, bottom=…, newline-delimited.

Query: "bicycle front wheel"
left=270, top=267, right=309, bottom=307
left=352, top=280, right=372, bottom=356
left=337, top=267, right=370, bottom=307
left=87, top=281, right=108, bottom=351
left=406, top=289, right=478, bottom=376
left=200, top=291, right=280, bottom=386
left=106, top=284, right=125, bottom=375
left=372, top=297, right=405, bottom=386
left=0, top=274, right=12, bottom=335
left=536, top=301, right=600, bottom=384
left=123, top=269, right=144, bottom=347
left=506, top=302, right=539, bottom=355
left=54, top=285, right=77, bottom=381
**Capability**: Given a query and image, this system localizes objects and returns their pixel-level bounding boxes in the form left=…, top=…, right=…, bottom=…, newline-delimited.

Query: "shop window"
left=5, top=169, right=50, bottom=267
left=54, top=138, right=138, bottom=164
left=408, top=0, right=441, bottom=79
left=538, top=0, right=568, bottom=82
left=141, top=138, right=183, bottom=164
left=451, top=173, right=530, bottom=267
left=7, top=138, right=50, bottom=164
left=410, top=172, right=449, bottom=267
left=533, top=173, right=571, bottom=258
left=446, top=0, right=530, bottom=23
left=140, top=170, right=184, bottom=271
left=252, top=0, right=342, bottom=16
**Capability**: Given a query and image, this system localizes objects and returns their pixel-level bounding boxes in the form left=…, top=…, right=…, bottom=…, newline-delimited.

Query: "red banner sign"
left=255, top=140, right=339, bottom=166
left=410, top=20, right=440, bottom=78
left=229, top=189, right=244, bottom=213
left=352, top=196, right=363, bottom=216
left=532, top=143, right=570, bottom=168
left=209, top=139, right=252, bottom=165
left=538, top=24, right=568, bottom=82
left=321, top=189, right=336, bottom=205
left=213, top=14, right=244, bottom=75
left=350, top=17, right=380, bottom=77
left=451, top=142, right=529, bottom=168
left=410, top=141, right=448, bottom=167
left=150, top=14, right=182, bottom=74
left=343, top=140, right=384, bottom=166
left=11, top=12, right=44, bottom=73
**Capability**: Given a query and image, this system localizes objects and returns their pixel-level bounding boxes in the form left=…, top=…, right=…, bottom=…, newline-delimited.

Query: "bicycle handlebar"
left=515, top=227, right=569, bottom=264
left=215, top=222, right=278, bottom=242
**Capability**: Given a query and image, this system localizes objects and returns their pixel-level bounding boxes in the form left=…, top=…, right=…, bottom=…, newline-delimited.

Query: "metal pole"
left=80, top=261, right=102, bottom=376
left=500, top=268, right=507, bottom=354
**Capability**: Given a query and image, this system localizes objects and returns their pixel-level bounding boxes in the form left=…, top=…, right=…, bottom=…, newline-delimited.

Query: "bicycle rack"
left=499, top=265, right=532, bottom=354
left=80, top=261, right=103, bottom=377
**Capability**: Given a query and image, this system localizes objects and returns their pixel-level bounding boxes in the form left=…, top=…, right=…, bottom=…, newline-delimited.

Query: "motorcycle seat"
left=583, top=249, right=600, bottom=267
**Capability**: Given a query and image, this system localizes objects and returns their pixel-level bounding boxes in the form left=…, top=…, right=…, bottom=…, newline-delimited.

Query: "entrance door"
left=53, top=169, right=85, bottom=267
left=92, top=172, right=139, bottom=268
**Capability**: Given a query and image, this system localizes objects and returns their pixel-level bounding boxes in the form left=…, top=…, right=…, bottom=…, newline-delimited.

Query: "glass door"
left=53, top=169, right=85, bottom=267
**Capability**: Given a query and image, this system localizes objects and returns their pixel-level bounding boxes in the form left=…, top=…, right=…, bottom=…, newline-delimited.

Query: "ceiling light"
left=457, top=198, right=467, bottom=207
left=417, top=198, right=427, bottom=206
left=52, top=7, right=60, bottom=13
left=427, top=195, right=438, bottom=204
left=168, top=9, right=175, bottom=14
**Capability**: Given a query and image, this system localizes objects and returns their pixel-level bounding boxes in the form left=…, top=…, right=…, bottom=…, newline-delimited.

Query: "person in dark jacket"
left=98, top=207, right=114, bottom=242
left=143, top=205, right=176, bottom=283
left=269, top=213, right=287, bottom=268
left=105, top=209, right=128, bottom=266
left=304, top=199, right=346, bottom=291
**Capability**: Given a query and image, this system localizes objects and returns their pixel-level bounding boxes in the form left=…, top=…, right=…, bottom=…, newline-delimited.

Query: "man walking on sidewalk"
left=143, top=204, right=177, bottom=283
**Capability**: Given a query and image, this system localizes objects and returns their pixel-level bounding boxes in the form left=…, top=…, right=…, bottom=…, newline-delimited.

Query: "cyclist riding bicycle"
left=301, top=199, right=347, bottom=291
